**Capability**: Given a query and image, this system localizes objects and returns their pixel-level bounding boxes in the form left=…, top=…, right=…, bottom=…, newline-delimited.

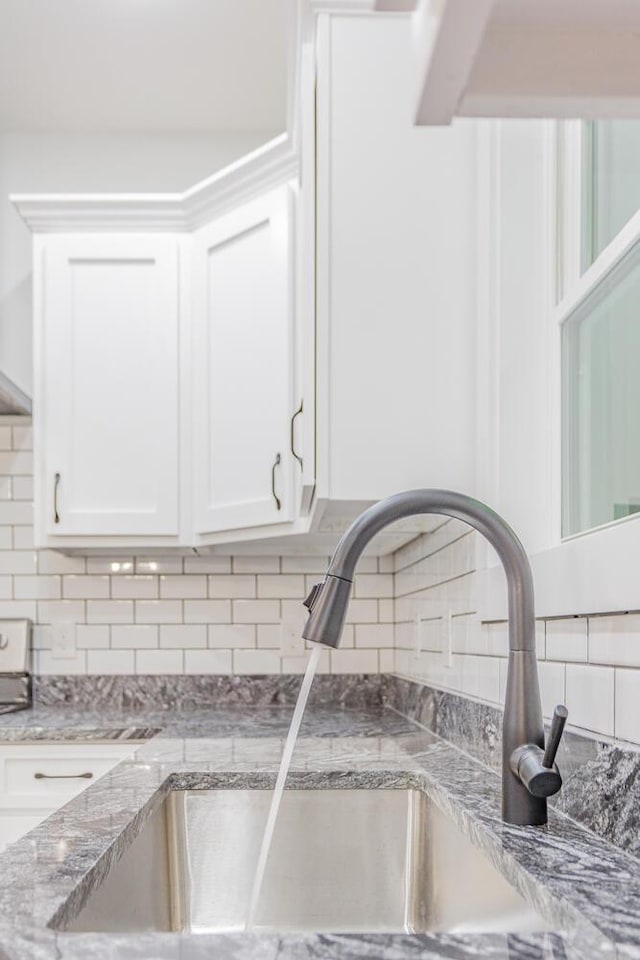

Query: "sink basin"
left=66, top=788, right=553, bottom=935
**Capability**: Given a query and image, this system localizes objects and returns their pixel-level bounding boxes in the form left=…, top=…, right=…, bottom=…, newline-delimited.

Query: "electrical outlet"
left=51, top=622, right=77, bottom=660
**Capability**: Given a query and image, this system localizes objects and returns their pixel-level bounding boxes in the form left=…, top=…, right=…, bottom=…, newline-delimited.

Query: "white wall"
left=0, top=131, right=275, bottom=395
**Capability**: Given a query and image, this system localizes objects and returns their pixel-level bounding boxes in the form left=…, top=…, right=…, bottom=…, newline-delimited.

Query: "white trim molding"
left=11, top=134, right=299, bottom=234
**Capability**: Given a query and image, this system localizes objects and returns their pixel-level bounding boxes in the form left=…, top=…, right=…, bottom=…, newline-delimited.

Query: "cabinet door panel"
left=194, top=188, right=294, bottom=533
left=41, top=236, right=179, bottom=536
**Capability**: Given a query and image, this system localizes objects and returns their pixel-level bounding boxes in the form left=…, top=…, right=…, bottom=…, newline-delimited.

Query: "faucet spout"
left=302, top=489, right=566, bottom=827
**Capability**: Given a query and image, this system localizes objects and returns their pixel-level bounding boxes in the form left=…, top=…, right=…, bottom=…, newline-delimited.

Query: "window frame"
left=555, top=119, right=640, bottom=544
left=477, top=118, right=640, bottom=621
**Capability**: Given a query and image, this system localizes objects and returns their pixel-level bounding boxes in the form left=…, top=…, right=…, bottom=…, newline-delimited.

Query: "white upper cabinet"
left=192, top=188, right=295, bottom=535
left=14, top=10, right=480, bottom=556
left=314, top=13, right=477, bottom=504
left=412, top=0, right=640, bottom=125
left=36, top=236, right=180, bottom=541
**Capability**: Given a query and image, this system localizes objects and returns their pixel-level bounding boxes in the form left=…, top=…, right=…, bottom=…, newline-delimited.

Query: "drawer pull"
left=34, top=771, right=94, bottom=780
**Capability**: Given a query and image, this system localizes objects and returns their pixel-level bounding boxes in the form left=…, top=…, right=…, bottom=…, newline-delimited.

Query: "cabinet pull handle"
left=290, top=401, right=304, bottom=470
left=53, top=472, right=61, bottom=524
left=34, top=771, right=94, bottom=780
left=271, top=453, right=282, bottom=511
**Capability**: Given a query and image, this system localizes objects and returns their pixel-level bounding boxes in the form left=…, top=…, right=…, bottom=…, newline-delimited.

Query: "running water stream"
left=245, top=644, right=323, bottom=929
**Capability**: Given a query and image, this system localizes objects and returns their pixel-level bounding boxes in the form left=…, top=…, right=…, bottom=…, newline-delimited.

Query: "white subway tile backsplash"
left=0, top=427, right=11, bottom=450
left=344, top=599, right=378, bottom=624
left=281, top=556, right=330, bottom=573
left=11, top=427, right=32, bottom=451
left=87, top=558, right=134, bottom=575
left=614, top=669, right=640, bottom=743
left=14, top=575, right=61, bottom=600
left=477, top=656, right=500, bottom=703
left=135, top=558, right=182, bottom=575
left=329, top=649, right=379, bottom=674
left=11, top=476, right=33, bottom=501
left=233, top=649, right=281, bottom=674
left=38, top=599, right=84, bottom=623
left=38, top=551, right=85, bottom=574
left=37, top=649, right=86, bottom=674
left=0, top=600, right=37, bottom=619
left=0, top=551, right=37, bottom=574
left=112, top=625, right=158, bottom=649
left=62, top=575, right=110, bottom=599
left=588, top=614, right=640, bottom=667
left=87, top=600, right=132, bottom=624
left=135, top=600, right=181, bottom=624
left=185, top=649, right=232, bottom=674
left=232, top=599, right=280, bottom=624
left=77, top=625, right=110, bottom=649
left=0, top=501, right=32, bottom=525
left=565, top=664, right=615, bottom=736
left=208, top=575, right=256, bottom=599
left=232, top=557, right=279, bottom=574
left=378, top=599, right=394, bottom=622
left=354, top=574, right=393, bottom=599
left=160, top=575, right=207, bottom=599
left=111, top=576, right=158, bottom=599
left=208, top=624, right=255, bottom=649
left=379, top=649, right=395, bottom=672
left=160, top=625, right=206, bottom=649
left=0, top=452, right=33, bottom=476
left=355, top=624, right=394, bottom=648
left=538, top=661, right=565, bottom=719
left=256, top=624, right=282, bottom=649
left=87, top=649, right=134, bottom=675
left=546, top=618, right=587, bottom=662
left=185, top=600, right=231, bottom=624
left=257, top=575, right=304, bottom=599
left=183, top=555, right=232, bottom=574
left=136, top=649, right=183, bottom=674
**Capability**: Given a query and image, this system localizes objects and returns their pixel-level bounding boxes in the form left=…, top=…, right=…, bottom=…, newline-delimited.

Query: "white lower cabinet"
left=0, top=742, right=137, bottom=851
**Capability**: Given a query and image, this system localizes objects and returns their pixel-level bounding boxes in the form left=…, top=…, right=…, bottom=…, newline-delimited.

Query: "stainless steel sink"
left=66, top=788, right=554, bottom=935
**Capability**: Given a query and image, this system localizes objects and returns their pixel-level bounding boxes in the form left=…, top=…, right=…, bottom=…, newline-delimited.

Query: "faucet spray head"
left=302, top=575, right=353, bottom=649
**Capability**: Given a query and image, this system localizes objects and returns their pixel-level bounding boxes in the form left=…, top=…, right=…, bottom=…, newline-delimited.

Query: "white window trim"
left=478, top=118, right=640, bottom=621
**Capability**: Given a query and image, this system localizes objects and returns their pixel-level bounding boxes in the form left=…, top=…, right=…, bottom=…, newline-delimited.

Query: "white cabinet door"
left=38, top=236, right=180, bottom=537
left=193, top=187, right=295, bottom=534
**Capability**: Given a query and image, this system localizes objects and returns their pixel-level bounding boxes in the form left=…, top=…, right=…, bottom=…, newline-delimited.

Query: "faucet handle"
left=542, top=704, right=568, bottom=769
left=303, top=582, right=323, bottom=611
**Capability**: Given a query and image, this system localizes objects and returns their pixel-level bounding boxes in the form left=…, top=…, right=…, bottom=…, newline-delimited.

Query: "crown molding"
left=11, top=134, right=299, bottom=234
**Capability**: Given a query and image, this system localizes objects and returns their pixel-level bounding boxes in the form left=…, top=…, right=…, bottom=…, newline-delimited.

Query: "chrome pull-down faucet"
left=302, top=489, right=568, bottom=826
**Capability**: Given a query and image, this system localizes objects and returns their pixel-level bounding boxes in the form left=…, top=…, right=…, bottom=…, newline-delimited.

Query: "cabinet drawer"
left=0, top=743, right=136, bottom=808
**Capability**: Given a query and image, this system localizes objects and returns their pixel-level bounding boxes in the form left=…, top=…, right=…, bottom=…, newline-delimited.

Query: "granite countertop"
left=0, top=702, right=637, bottom=960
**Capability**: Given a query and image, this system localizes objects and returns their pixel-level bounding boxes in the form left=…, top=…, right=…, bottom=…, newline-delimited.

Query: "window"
left=581, top=121, right=640, bottom=272
left=559, top=121, right=640, bottom=538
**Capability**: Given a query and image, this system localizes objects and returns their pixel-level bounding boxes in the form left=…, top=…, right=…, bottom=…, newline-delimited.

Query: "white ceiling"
left=0, top=0, right=289, bottom=134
